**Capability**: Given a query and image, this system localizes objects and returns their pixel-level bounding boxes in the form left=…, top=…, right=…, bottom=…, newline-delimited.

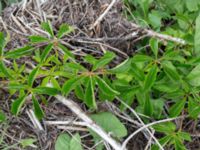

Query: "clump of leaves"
left=1, top=20, right=200, bottom=149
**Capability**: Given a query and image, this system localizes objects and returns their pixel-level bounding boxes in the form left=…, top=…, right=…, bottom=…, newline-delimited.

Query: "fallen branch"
left=131, top=23, right=186, bottom=44
left=55, top=95, right=125, bottom=150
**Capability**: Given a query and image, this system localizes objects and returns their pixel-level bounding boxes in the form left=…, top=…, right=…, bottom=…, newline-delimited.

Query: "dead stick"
left=55, top=95, right=126, bottom=150
left=90, top=0, right=117, bottom=30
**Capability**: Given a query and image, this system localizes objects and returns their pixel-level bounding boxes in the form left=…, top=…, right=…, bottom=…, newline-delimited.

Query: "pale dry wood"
left=55, top=95, right=126, bottom=150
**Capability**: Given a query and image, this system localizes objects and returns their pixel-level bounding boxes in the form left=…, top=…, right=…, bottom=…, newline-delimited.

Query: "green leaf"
left=90, top=112, right=127, bottom=139
left=75, top=85, right=85, bottom=100
left=55, top=133, right=71, bottom=150
left=169, top=98, right=186, bottom=117
left=144, top=65, right=158, bottom=91
left=85, top=77, right=97, bottom=109
left=5, top=46, right=34, bottom=59
left=62, top=76, right=83, bottom=96
left=58, top=43, right=74, bottom=59
left=153, top=122, right=176, bottom=133
left=70, top=134, right=83, bottom=150
left=32, top=95, right=44, bottom=120
left=0, top=61, right=13, bottom=79
left=95, top=76, right=120, bottom=95
left=178, top=132, right=192, bottom=142
left=41, top=21, right=54, bottom=37
left=8, top=84, right=28, bottom=90
left=29, top=35, right=49, bottom=43
left=188, top=97, right=200, bottom=119
left=148, top=11, right=161, bottom=29
left=84, top=54, right=97, bottom=65
left=150, top=38, right=158, bottom=58
left=131, top=63, right=145, bottom=81
left=132, top=54, right=153, bottom=63
left=110, top=58, right=132, bottom=73
left=20, top=138, right=37, bottom=148
left=0, top=32, right=5, bottom=56
left=28, top=67, right=40, bottom=87
left=174, top=138, right=186, bottom=150
left=186, top=64, right=200, bottom=86
left=186, top=0, right=199, bottom=12
left=57, top=24, right=73, bottom=38
left=40, top=44, right=53, bottom=63
left=11, top=95, right=27, bottom=115
left=162, top=61, right=180, bottom=81
left=33, top=87, right=59, bottom=95
left=144, top=93, right=153, bottom=116
left=0, top=111, right=6, bottom=122
left=92, top=52, right=115, bottom=71
left=195, top=14, right=200, bottom=55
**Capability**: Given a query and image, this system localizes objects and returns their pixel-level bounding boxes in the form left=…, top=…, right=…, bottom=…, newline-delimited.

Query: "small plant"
left=1, top=19, right=200, bottom=149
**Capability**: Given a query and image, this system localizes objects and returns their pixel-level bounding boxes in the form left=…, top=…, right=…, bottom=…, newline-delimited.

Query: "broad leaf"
left=70, top=134, right=83, bottom=150
left=55, top=133, right=71, bottom=150
left=153, top=122, right=176, bottom=133
left=90, top=112, right=127, bottom=139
